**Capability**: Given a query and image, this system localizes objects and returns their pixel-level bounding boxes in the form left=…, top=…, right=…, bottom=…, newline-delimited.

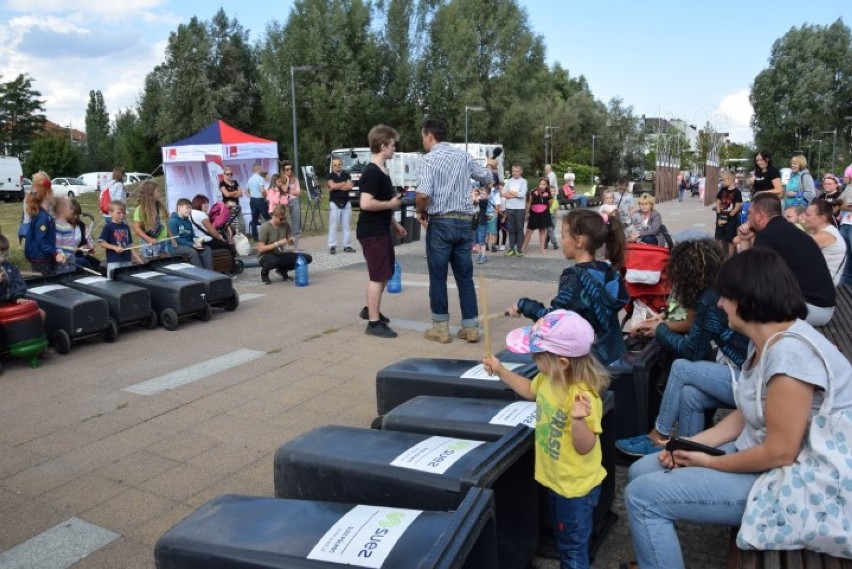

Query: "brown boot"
left=457, top=327, right=480, bottom=343
left=424, top=321, right=452, bottom=344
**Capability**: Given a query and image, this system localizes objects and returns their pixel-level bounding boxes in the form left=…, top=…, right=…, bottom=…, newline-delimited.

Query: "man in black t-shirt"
left=735, top=193, right=835, bottom=325
left=326, top=159, right=355, bottom=254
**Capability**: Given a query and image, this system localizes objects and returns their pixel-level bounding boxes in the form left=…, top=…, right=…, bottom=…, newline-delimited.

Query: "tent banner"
left=163, top=143, right=278, bottom=164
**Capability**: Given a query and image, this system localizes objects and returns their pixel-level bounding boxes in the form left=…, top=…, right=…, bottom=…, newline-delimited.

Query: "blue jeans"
left=249, top=197, right=270, bottom=241
left=840, top=224, right=852, bottom=286
left=625, top=443, right=757, bottom=568
left=425, top=217, right=478, bottom=327
left=550, top=485, right=600, bottom=569
left=678, top=188, right=685, bottom=202
left=576, top=196, right=588, bottom=208
left=655, top=360, right=737, bottom=438
left=475, top=223, right=487, bottom=246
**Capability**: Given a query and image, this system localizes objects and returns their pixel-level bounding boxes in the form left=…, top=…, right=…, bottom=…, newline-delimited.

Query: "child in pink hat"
left=483, top=309, right=610, bottom=569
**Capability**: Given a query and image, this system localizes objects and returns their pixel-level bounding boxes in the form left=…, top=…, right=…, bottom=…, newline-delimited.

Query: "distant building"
left=42, top=120, right=87, bottom=144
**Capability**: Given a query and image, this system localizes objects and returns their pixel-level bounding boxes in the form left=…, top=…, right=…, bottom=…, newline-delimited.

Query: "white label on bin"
left=459, top=362, right=522, bottom=381
left=131, top=271, right=163, bottom=279
left=76, top=276, right=108, bottom=284
left=28, top=284, right=67, bottom=294
left=489, top=401, right=537, bottom=428
left=306, top=505, right=422, bottom=568
left=164, top=263, right=195, bottom=270
left=389, top=436, right=484, bottom=474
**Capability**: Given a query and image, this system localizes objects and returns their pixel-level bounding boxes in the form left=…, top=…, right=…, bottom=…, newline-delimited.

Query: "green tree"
left=84, top=90, right=112, bottom=171
left=0, top=73, right=46, bottom=158
left=751, top=19, right=852, bottom=171
left=421, top=0, right=550, bottom=162
left=257, top=0, right=385, bottom=169
left=157, top=17, right=217, bottom=144
left=208, top=9, right=263, bottom=133
left=137, top=67, right=167, bottom=167
left=26, top=134, right=80, bottom=177
left=113, top=109, right=154, bottom=173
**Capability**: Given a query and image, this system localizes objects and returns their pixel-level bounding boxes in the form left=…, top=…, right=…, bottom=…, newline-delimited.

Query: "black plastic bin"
left=379, top=393, right=618, bottom=561
left=375, top=358, right=538, bottom=416
left=274, top=425, right=536, bottom=569
left=607, top=341, right=671, bottom=443
left=25, top=282, right=113, bottom=354
left=61, top=273, right=157, bottom=330
left=152, top=258, right=239, bottom=312
left=155, top=489, right=497, bottom=569
left=112, top=264, right=209, bottom=331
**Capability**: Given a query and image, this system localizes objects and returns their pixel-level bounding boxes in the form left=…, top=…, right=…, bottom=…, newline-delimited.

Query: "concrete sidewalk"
left=0, top=196, right=725, bottom=568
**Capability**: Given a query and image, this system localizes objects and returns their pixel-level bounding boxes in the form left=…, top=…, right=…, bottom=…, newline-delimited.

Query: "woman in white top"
left=803, top=200, right=847, bottom=286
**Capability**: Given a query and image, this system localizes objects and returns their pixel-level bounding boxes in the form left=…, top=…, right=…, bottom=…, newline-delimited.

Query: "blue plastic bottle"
left=294, top=253, right=309, bottom=287
left=387, top=260, right=402, bottom=293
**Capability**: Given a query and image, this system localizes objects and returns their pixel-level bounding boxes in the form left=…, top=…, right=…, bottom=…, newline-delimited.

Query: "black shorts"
left=359, top=233, right=395, bottom=282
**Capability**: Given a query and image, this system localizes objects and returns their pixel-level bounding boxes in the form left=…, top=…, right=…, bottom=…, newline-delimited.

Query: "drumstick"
left=79, top=266, right=103, bottom=276
left=479, top=271, right=492, bottom=359
left=123, top=237, right=174, bottom=251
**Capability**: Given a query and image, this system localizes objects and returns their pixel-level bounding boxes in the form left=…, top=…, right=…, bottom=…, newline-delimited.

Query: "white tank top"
left=819, top=224, right=847, bottom=286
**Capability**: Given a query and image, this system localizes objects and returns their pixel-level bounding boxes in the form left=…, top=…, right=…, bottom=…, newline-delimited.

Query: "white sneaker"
left=498, top=245, right=506, bottom=251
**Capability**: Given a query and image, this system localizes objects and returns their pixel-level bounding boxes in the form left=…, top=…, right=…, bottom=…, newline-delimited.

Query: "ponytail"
left=605, top=215, right=626, bottom=270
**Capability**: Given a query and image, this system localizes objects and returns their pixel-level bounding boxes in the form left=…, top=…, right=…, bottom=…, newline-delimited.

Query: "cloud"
left=711, top=89, right=754, bottom=144
left=19, top=29, right=144, bottom=59
left=6, top=0, right=168, bottom=22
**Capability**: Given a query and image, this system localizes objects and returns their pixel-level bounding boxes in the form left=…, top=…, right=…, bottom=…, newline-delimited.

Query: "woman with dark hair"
left=189, top=194, right=237, bottom=268
left=624, top=248, right=852, bottom=568
left=802, top=200, right=847, bottom=286
left=748, top=150, right=782, bottom=198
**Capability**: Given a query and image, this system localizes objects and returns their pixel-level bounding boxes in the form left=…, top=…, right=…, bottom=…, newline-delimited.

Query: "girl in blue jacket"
left=24, top=173, right=65, bottom=275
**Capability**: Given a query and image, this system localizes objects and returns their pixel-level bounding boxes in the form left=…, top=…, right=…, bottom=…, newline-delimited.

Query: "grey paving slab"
left=0, top=518, right=118, bottom=569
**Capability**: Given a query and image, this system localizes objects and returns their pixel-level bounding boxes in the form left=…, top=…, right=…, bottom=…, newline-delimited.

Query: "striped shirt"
left=417, top=142, right=492, bottom=215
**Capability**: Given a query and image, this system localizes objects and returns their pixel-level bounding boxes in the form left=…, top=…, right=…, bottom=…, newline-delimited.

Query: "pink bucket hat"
left=506, top=310, right=595, bottom=357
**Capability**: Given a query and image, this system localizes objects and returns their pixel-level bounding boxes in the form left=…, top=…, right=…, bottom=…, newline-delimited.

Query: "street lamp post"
left=822, top=129, right=837, bottom=173
left=591, top=134, right=600, bottom=186
left=291, top=65, right=322, bottom=183
left=813, top=139, right=823, bottom=175
left=465, top=105, right=485, bottom=154
left=545, top=126, right=559, bottom=165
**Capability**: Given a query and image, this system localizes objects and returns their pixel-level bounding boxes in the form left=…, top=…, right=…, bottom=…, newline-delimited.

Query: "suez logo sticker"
left=389, top=436, right=484, bottom=474
left=306, top=505, right=421, bottom=568
left=488, top=401, right=536, bottom=428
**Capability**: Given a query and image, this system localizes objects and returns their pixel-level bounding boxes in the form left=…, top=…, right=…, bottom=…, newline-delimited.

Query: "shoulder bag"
left=736, top=331, right=852, bottom=559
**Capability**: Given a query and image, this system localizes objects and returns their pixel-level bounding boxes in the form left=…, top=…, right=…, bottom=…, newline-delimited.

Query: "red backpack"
left=208, top=201, right=230, bottom=229
left=99, top=187, right=111, bottom=214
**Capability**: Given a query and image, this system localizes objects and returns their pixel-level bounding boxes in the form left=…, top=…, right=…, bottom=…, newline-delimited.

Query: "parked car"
left=125, top=172, right=152, bottom=185
left=22, top=177, right=32, bottom=193
left=51, top=177, right=98, bottom=198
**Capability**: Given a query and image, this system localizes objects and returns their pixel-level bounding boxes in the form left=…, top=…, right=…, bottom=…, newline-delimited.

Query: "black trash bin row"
left=156, top=351, right=649, bottom=568
left=21, top=258, right=239, bottom=355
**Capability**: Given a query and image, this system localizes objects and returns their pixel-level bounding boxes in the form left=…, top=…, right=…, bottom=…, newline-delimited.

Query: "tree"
left=0, top=74, right=46, bottom=158
left=156, top=17, right=217, bottom=144
left=26, top=134, right=80, bottom=177
left=84, top=90, right=112, bottom=171
left=751, top=19, right=852, bottom=171
left=208, top=9, right=263, bottom=134
left=113, top=109, right=154, bottom=173
left=256, top=0, right=385, bottom=168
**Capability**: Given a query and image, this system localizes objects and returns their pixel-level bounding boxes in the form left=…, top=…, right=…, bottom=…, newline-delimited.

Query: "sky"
left=0, top=0, right=849, bottom=145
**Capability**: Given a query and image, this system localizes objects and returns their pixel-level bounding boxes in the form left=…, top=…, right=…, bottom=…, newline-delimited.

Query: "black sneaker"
left=359, top=306, right=389, bottom=323
left=365, top=321, right=397, bottom=338
left=343, top=246, right=357, bottom=253
left=261, top=269, right=271, bottom=285
left=329, top=246, right=336, bottom=255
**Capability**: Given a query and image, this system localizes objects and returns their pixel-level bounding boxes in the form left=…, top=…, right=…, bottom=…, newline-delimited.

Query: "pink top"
left=287, top=179, right=301, bottom=204
left=267, top=188, right=289, bottom=213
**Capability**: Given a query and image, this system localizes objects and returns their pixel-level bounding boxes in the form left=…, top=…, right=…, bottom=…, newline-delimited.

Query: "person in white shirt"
left=501, top=164, right=528, bottom=256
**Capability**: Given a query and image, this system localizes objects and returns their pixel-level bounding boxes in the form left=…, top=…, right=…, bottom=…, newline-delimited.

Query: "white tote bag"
left=737, top=331, right=852, bottom=559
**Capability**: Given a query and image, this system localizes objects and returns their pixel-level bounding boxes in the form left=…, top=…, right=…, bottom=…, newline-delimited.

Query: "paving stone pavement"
left=0, top=196, right=731, bottom=568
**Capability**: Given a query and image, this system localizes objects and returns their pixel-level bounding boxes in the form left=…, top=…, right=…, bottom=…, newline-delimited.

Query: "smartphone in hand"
left=665, top=437, right=725, bottom=456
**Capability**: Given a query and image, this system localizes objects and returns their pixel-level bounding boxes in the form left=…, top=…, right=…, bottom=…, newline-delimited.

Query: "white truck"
left=328, top=143, right=502, bottom=207
left=0, top=156, right=24, bottom=202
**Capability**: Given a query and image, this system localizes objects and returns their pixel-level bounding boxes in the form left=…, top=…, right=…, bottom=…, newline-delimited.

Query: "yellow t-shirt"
left=529, top=372, right=606, bottom=498
left=133, top=207, right=169, bottom=240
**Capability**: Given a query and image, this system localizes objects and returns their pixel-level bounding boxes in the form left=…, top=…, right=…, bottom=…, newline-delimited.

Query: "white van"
left=78, top=172, right=112, bottom=191
left=125, top=172, right=152, bottom=185
left=0, top=156, right=24, bottom=202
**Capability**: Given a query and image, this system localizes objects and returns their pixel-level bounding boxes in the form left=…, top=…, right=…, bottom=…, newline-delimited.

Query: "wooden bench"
left=211, top=248, right=233, bottom=275
left=815, top=284, right=852, bottom=359
left=727, top=529, right=852, bottom=568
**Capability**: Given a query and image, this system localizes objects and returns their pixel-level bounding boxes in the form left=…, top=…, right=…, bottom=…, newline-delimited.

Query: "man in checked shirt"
left=416, top=118, right=494, bottom=344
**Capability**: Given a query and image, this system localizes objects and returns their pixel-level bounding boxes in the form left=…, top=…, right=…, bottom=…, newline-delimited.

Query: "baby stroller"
left=621, top=242, right=672, bottom=331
